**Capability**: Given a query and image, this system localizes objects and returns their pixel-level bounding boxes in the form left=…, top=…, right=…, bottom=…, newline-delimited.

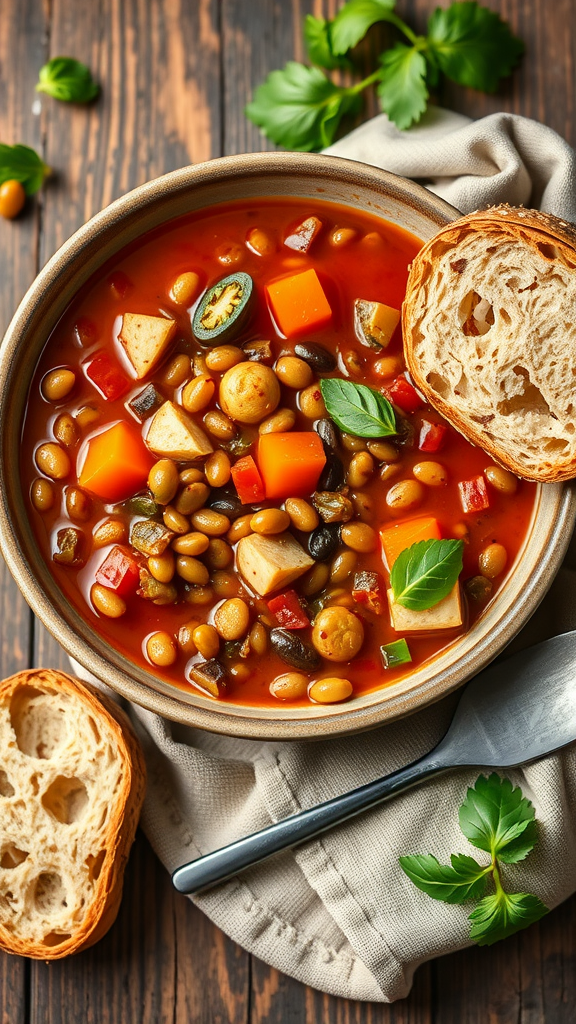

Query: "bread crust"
left=403, top=204, right=576, bottom=482
left=0, top=669, right=145, bottom=959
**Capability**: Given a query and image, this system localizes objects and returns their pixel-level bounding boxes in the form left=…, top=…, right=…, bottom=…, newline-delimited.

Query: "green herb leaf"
left=0, top=144, right=50, bottom=195
left=427, top=1, right=524, bottom=93
left=36, top=57, right=100, bottom=103
left=399, top=853, right=489, bottom=904
left=245, top=62, right=360, bottom=151
left=320, top=379, right=396, bottom=437
left=331, top=0, right=397, bottom=55
left=390, top=538, right=464, bottom=611
left=468, top=890, right=548, bottom=946
left=377, top=44, right=428, bottom=130
left=304, top=15, right=350, bottom=70
left=458, top=774, right=538, bottom=863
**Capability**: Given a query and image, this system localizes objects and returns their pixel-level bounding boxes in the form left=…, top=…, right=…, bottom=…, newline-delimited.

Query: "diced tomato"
left=387, top=376, right=423, bottom=414
left=95, top=545, right=139, bottom=597
left=267, top=590, right=310, bottom=629
left=85, top=351, right=130, bottom=401
left=458, top=475, right=490, bottom=514
left=257, top=432, right=326, bottom=500
left=231, top=455, right=266, bottom=504
left=419, top=420, right=449, bottom=452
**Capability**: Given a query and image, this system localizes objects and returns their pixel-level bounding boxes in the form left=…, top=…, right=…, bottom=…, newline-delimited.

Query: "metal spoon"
left=172, top=630, right=576, bottom=895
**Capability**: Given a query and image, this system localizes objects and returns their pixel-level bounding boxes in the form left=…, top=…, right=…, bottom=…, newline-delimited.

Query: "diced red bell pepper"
left=418, top=420, right=449, bottom=453
left=352, top=570, right=385, bottom=615
left=95, top=545, right=139, bottom=597
left=387, top=376, right=423, bottom=414
left=458, top=475, right=490, bottom=514
left=231, top=455, right=266, bottom=504
left=267, top=589, right=310, bottom=629
left=85, top=351, right=130, bottom=401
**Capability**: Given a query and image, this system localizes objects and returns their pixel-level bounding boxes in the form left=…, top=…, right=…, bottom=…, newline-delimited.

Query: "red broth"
left=21, top=198, right=536, bottom=707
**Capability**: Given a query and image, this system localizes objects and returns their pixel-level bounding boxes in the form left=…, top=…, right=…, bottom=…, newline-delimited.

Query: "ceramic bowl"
left=1, top=152, right=574, bottom=739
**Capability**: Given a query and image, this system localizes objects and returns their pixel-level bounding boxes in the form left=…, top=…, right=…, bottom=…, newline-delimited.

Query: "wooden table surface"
left=1, top=1, right=575, bottom=1020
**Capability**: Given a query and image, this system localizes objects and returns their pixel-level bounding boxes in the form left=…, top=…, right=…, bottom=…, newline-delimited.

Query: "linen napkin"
left=74, top=107, right=576, bottom=1002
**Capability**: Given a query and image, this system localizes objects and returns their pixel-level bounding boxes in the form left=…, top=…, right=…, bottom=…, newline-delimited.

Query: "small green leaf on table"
left=304, top=16, right=350, bottom=70
left=330, top=0, right=397, bottom=55
left=458, top=773, right=538, bottom=863
left=399, top=852, right=490, bottom=903
left=37, top=57, right=100, bottom=103
left=0, top=144, right=50, bottom=195
left=426, top=1, right=524, bottom=92
left=469, top=890, right=548, bottom=946
left=377, top=44, right=428, bottom=130
left=390, top=538, right=464, bottom=611
left=320, top=379, right=396, bottom=438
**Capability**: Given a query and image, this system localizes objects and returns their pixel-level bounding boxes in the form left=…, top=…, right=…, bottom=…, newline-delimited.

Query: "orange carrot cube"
left=266, top=268, right=332, bottom=338
left=257, top=432, right=326, bottom=500
left=79, top=421, right=154, bottom=502
left=380, top=516, right=441, bottom=569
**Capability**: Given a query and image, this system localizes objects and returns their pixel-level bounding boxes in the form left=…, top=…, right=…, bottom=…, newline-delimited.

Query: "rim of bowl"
left=0, top=151, right=574, bottom=739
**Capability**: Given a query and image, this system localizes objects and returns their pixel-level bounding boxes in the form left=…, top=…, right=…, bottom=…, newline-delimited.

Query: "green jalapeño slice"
left=192, top=271, right=254, bottom=344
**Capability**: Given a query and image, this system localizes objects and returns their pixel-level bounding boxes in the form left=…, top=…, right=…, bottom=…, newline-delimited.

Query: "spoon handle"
left=172, top=751, right=447, bottom=894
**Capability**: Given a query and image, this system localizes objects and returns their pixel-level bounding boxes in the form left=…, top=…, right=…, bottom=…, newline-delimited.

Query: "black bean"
left=315, top=418, right=339, bottom=452
left=206, top=488, right=249, bottom=520
left=307, top=523, right=341, bottom=561
left=294, top=342, right=337, bottom=373
left=318, top=453, right=345, bottom=491
left=270, top=629, right=321, bottom=671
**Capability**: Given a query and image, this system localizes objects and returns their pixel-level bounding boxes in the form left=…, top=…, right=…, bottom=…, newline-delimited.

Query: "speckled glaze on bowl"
left=0, top=152, right=574, bottom=739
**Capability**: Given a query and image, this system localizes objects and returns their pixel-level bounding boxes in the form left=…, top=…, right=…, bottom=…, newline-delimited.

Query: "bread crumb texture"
left=403, top=205, right=576, bottom=482
left=0, top=670, right=145, bottom=959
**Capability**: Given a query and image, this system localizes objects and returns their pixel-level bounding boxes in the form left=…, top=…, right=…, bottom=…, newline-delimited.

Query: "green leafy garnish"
left=320, top=379, right=396, bottom=438
left=390, top=538, right=463, bottom=611
left=400, top=774, right=549, bottom=947
left=36, top=57, right=100, bottom=104
left=246, top=0, right=523, bottom=144
left=0, top=144, right=50, bottom=195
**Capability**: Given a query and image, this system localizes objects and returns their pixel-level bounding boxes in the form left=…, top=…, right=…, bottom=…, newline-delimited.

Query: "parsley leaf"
left=304, top=15, right=350, bottom=70
left=427, top=1, right=524, bottom=92
left=469, top=891, right=548, bottom=946
left=458, top=774, right=538, bottom=863
left=0, top=144, right=49, bottom=195
left=331, top=0, right=397, bottom=55
left=37, top=57, right=100, bottom=103
left=245, top=63, right=360, bottom=151
left=399, top=853, right=489, bottom=904
left=377, top=44, right=428, bottom=130
left=390, top=538, right=464, bottom=611
left=320, top=379, right=396, bottom=437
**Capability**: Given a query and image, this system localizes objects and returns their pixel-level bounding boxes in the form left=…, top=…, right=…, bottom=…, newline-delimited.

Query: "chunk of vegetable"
left=380, top=516, right=441, bottom=569
left=146, top=400, right=213, bottom=460
left=267, top=589, right=310, bottom=629
left=128, top=383, right=165, bottom=421
left=231, top=455, right=266, bottom=504
left=352, top=570, right=385, bottom=614
left=95, top=545, right=139, bottom=597
left=85, top=351, right=129, bottom=401
left=237, top=532, right=314, bottom=596
left=130, top=520, right=174, bottom=557
left=387, top=583, right=462, bottom=632
left=78, top=421, right=154, bottom=502
left=192, top=272, right=254, bottom=344
left=188, top=658, right=228, bottom=698
left=387, top=376, right=423, bottom=414
left=353, top=299, right=400, bottom=350
left=266, top=268, right=332, bottom=338
left=458, top=475, right=490, bottom=514
left=418, top=420, right=448, bottom=453
left=257, top=431, right=326, bottom=500
left=284, top=216, right=322, bottom=253
left=53, top=527, right=85, bottom=567
left=381, top=638, right=412, bottom=668
left=119, top=313, right=177, bottom=379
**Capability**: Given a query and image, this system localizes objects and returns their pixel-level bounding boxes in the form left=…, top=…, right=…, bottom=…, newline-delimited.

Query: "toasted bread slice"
left=403, top=205, right=576, bottom=482
left=0, top=670, right=145, bottom=959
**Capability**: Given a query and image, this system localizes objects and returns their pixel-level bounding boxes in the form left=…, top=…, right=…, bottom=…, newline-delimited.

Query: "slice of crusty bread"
left=0, top=669, right=145, bottom=959
left=402, top=205, right=576, bottom=482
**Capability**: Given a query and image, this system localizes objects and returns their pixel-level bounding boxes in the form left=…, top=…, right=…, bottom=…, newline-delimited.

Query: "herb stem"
left=348, top=68, right=383, bottom=95
left=382, top=11, right=420, bottom=45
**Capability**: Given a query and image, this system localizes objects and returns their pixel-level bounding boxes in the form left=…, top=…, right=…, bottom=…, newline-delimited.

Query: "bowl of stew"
left=1, top=153, right=574, bottom=738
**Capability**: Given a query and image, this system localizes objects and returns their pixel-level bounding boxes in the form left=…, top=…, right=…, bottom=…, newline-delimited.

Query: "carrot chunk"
left=380, top=515, right=441, bottom=569
left=257, top=432, right=326, bottom=500
left=79, top=421, right=154, bottom=502
left=266, top=268, right=332, bottom=338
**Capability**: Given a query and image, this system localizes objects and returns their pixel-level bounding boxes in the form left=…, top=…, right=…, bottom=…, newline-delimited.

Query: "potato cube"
left=354, top=299, right=400, bottom=350
left=119, top=313, right=177, bottom=379
left=146, top=401, right=213, bottom=460
left=237, top=532, right=314, bottom=596
left=387, top=584, right=462, bottom=633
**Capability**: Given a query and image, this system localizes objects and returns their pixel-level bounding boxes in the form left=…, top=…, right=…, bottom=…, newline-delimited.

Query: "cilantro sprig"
left=246, top=1, right=524, bottom=145
left=37, top=57, right=99, bottom=104
left=400, top=774, right=548, bottom=946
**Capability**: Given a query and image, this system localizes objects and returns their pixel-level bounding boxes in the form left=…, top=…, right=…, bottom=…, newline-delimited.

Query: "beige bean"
left=193, top=353, right=208, bottom=377
left=351, top=491, right=375, bottom=523
left=175, top=482, right=210, bottom=516
left=216, top=241, right=243, bottom=266
left=163, top=506, right=190, bottom=534
left=275, top=355, right=313, bottom=389
left=258, top=407, right=296, bottom=434
left=246, top=227, right=276, bottom=256
left=330, top=549, right=357, bottom=584
left=249, top=621, right=268, bottom=656
left=309, top=677, right=353, bottom=704
left=176, top=556, right=210, bottom=585
left=211, top=571, right=240, bottom=599
left=191, top=509, right=231, bottom=536
left=41, top=368, right=76, bottom=402
left=148, top=551, right=175, bottom=583
left=192, top=623, right=220, bottom=659
left=182, top=374, right=216, bottom=413
left=93, top=518, right=127, bottom=548
left=179, top=467, right=205, bottom=485
left=226, top=515, right=253, bottom=544
left=75, top=404, right=101, bottom=430
left=53, top=413, right=79, bottom=447
left=485, top=465, right=518, bottom=495
left=66, top=486, right=91, bottom=522
left=347, top=451, right=375, bottom=488
left=185, top=585, right=214, bottom=605
left=379, top=463, right=402, bottom=483
left=300, top=562, right=330, bottom=596
left=31, top=478, right=55, bottom=512
left=341, top=433, right=367, bottom=452
left=205, top=346, right=244, bottom=372
left=341, top=522, right=378, bottom=553
left=413, top=461, right=448, bottom=487
left=479, top=543, right=507, bottom=579
left=171, top=531, right=210, bottom=556
left=285, top=497, right=319, bottom=533
left=146, top=631, right=177, bottom=667
left=385, top=479, right=425, bottom=511
left=299, top=383, right=327, bottom=419
left=161, top=353, right=191, bottom=388
left=367, top=439, right=400, bottom=462
left=214, top=598, right=250, bottom=640
left=453, top=522, right=470, bottom=542
left=35, top=442, right=71, bottom=480
left=205, top=450, right=231, bottom=488
left=177, top=620, right=199, bottom=656
left=250, top=508, right=290, bottom=535
left=230, top=662, right=251, bottom=682
left=343, top=350, right=363, bottom=376
left=373, top=355, right=404, bottom=378
left=329, top=226, right=356, bottom=247
left=170, top=271, right=201, bottom=306
left=148, top=459, right=179, bottom=505
left=270, top=672, right=308, bottom=701
left=91, top=584, right=126, bottom=619
left=203, top=409, right=236, bottom=441
left=205, top=538, right=233, bottom=569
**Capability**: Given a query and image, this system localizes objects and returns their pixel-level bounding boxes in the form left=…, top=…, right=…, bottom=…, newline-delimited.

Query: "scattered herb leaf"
left=427, top=2, right=525, bottom=93
left=0, top=144, right=49, bottom=195
left=304, top=15, right=350, bottom=70
left=36, top=57, right=100, bottom=103
left=377, top=44, right=428, bottom=131
left=458, top=773, right=538, bottom=864
left=320, top=379, right=396, bottom=438
left=399, top=852, right=490, bottom=903
left=468, top=891, right=548, bottom=946
left=330, top=0, right=397, bottom=55
left=390, top=538, right=463, bottom=611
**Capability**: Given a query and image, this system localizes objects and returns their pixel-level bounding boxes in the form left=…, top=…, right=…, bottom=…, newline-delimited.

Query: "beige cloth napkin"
left=75, top=107, right=576, bottom=1002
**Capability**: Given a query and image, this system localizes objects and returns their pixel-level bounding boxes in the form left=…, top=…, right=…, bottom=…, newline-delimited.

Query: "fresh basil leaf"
left=469, top=890, right=548, bottom=946
left=399, top=853, right=489, bottom=904
left=377, top=44, right=428, bottom=130
left=245, top=63, right=360, bottom=151
left=37, top=57, right=99, bottom=104
left=331, top=0, right=397, bottom=55
left=320, top=379, right=396, bottom=438
left=304, top=15, right=350, bottom=70
left=458, top=773, right=538, bottom=863
left=0, top=144, right=49, bottom=195
left=390, top=538, right=463, bottom=611
left=427, top=1, right=524, bottom=93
